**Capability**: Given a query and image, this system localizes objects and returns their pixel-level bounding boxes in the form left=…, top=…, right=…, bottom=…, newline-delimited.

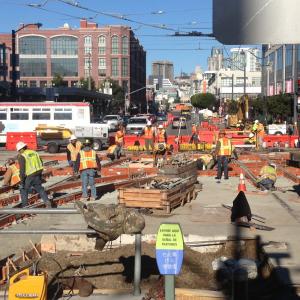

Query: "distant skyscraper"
left=230, top=48, right=261, bottom=72
left=207, top=47, right=224, bottom=71
left=152, top=60, right=174, bottom=82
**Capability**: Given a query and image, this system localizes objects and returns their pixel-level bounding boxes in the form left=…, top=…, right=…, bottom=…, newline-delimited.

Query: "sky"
left=0, top=0, right=237, bottom=76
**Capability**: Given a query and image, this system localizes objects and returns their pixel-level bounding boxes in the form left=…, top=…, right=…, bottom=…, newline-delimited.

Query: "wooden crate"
left=118, top=176, right=197, bottom=213
left=158, top=161, right=198, bottom=180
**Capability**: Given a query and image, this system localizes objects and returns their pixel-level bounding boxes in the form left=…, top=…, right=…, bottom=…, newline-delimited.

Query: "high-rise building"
left=207, top=47, right=224, bottom=71
left=230, top=48, right=261, bottom=72
left=0, top=20, right=146, bottom=105
left=152, top=60, right=174, bottom=83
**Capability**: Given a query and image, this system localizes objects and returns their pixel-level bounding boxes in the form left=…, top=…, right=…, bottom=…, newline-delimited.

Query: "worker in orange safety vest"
left=115, top=125, right=125, bottom=159
left=143, top=121, right=155, bottom=154
left=214, top=129, right=238, bottom=181
left=190, top=123, right=199, bottom=147
left=75, top=139, right=101, bottom=201
left=153, top=124, right=168, bottom=167
left=67, top=135, right=82, bottom=173
left=2, top=158, right=21, bottom=187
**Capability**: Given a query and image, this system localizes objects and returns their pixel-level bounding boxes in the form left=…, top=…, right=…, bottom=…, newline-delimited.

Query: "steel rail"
left=232, top=159, right=259, bottom=187
left=0, top=229, right=96, bottom=234
left=0, top=208, right=79, bottom=214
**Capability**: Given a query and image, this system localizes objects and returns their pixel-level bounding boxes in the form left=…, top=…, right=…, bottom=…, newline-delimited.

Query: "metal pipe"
left=0, top=229, right=96, bottom=234
left=133, top=233, right=141, bottom=296
left=0, top=208, right=79, bottom=214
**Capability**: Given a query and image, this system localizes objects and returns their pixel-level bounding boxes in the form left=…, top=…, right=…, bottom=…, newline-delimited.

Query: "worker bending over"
left=107, top=144, right=119, bottom=161
left=16, top=142, right=52, bottom=208
left=252, top=120, right=265, bottom=148
left=153, top=124, right=168, bottom=167
left=67, top=135, right=82, bottom=173
left=75, top=139, right=101, bottom=201
left=115, top=125, right=125, bottom=159
left=2, top=158, right=20, bottom=187
left=143, top=121, right=155, bottom=154
left=197, top=154, right=215, bottom=170
left=214, top=129, right=238, bottom=180
left=245, top=132, right=256, bottom=145
left=257, top=163, right=277, bottom=191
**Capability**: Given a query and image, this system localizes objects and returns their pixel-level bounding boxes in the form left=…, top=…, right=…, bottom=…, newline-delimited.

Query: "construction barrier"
left=6, top=132, right=38, bottom=151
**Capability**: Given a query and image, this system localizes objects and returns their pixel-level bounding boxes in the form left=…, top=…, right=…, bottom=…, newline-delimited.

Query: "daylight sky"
left=0, top=0, right=245, bottom=76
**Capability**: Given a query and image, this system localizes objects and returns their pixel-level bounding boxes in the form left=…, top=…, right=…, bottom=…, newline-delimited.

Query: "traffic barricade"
left=6, top=132, right=38, bottom=151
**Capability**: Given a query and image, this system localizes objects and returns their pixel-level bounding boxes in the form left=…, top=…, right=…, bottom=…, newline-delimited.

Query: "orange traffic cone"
left=238, top=173, right=247, bottom=192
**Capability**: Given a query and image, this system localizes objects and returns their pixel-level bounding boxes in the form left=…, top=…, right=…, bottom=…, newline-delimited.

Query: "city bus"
left=0, top=102, right=91, bottom=144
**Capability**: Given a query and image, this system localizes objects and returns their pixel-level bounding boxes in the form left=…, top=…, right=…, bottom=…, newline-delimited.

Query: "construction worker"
left=236, top=120, right=245, bottom=131
left=75, top=139, right=101, bottom=201
left=245, top=132, right=256, bottom=145
left=2, top=158, right=21, bottom=187
left=197, top=154, right=216, bottom=170
left=16, top=142, right=52, bottom=208
left=143, top=121, right=155, bottom=154
left=257, top=163, right=277, bottom=191
left=153, top=124, right=168, bottom=166
left=107, top=144, right=118, bottom=161
left=115, top=125, right=125, bottom=159
left=190, top=123, right=199, bottom=146
left=214, top=129, right=238, bottom=180
left=67, top=135, right=82, bottom=173
left=252, top=120, right=265, bottom=148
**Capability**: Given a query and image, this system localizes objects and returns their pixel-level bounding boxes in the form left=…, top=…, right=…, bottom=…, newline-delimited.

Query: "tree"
left=79, top=77, right=96, bottom=90
left=266, top=94, right=292, bottom=123
left=52, top=74, right=65, bottom=87
left=227, top=100, right=239, bottom=114
left=191, top=93, right=216, bottom=110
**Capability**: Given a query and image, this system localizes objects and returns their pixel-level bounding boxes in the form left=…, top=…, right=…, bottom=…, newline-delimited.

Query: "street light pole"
left=241, top=50, right=248, bottom=119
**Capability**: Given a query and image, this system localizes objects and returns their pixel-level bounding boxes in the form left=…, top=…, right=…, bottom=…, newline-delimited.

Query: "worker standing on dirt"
left=257, top=163, right=277, bottom=191
left=2, top=158, right=21, bottom=187
left=75, top=139, right=101, bottom=201
left=16, top=142, right=52, bottom=208
left=214, top=129, right=238, bottom=180
left=252, top=120, right=265, bottom=148
left=115, top=125, right=125, bottom=159
left=67, top=135, right=82, bottom=173
left=143, top=121, right=155, bottom=154
left=190, top=123, right=199, bottom=147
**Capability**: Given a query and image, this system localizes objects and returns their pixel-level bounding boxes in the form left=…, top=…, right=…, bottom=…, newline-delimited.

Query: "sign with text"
left=156, top=223, right=184, bottom=275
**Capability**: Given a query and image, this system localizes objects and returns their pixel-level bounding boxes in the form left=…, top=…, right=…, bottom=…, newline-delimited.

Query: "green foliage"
left=79, top=77, right=96, bottom=90
left=266, top=94, right=292, bottom=121
left=52, top=74, right=65, bottom=87
left=227, top=100, right=239, bottom=114
left=191, top=93, right=216, bottom=110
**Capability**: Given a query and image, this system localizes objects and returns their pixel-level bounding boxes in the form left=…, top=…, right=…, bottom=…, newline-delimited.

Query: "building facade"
left=0, top=20, right=146, bottom=106
left=152, top=60, right=174, bottom=83
left=230, top=48, right=261, bottom=72
left=207, top=47, right=224, bottom=71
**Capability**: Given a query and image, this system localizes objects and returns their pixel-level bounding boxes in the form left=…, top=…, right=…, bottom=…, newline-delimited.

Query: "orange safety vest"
left=192, top=125, right=197, bottom=134
left=115, top=130, right=124, bottom=144
left=257, top=123, right=265, bottom=137
left=144, top=127, right=154, bottom=139
left=79, top=150, right=97, bottom=171
left=67, top=141, right=82, bottom=161
left=218, top=137, right=232, bottom=156
left=156, top=129, right=166, bottom=143
left=9, top=163, right=21, bottom=186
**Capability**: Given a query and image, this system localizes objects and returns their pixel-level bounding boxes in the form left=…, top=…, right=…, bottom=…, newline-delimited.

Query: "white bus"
left=0, top=102, right=91, bottom=144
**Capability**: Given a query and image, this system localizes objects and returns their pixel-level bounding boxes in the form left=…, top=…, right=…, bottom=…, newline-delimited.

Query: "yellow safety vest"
left=22, top=149, right=43, bottom=176
left=260, top=166, right=277, bottom=182
left=67, top=141, right=82, bottom=161
left=200, top=154, right=213, bottom=166
left=79, top=150, right=97, bottom=171
left=115, top=130, right=124, bottom=144
left=9, top=163, right=21, bottom=186
left=218, top=138, right=232, bottom=156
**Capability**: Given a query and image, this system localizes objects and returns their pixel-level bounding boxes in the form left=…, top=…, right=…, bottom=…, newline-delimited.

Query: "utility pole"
left=241, top=50, right=248, bottom=119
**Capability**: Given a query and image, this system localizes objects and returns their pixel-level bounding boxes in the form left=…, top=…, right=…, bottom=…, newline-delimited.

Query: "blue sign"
left=156, top=223, right=184, bottom=275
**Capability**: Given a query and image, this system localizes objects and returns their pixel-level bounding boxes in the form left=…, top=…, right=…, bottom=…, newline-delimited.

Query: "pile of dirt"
left=37, top=240, right=258, bottom=291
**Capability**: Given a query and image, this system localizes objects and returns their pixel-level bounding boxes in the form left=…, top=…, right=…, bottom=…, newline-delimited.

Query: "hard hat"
left=255, top=120, right=259, bottom=124
left=147, top=121, right=152, bottom=126
left=269, top=162, right=276, bottom=169
left=83, top=138, right=92, bottom=145
left=249, top=133, right=255, bottom=138
left=238, top=120, right=242, bottom=123
left=158, top=124, right=164, bottom=129
left=69, top=134, right=77, bottom=141
left=16, top=141, right=27, bottom=151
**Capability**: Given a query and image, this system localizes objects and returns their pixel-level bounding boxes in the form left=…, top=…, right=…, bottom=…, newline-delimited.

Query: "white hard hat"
left=147, top=121, right=152, bottom=126
left=249, top=133, right=255, bottom=138
left=255, top=120, right=259, bottom=124
left=16, top=141, right=27, bottom=151
left=269, top=162, right=277, bottom=169
left=158, top=124, right=164, bottom=129
left=69, top=134, right=77, bottom=141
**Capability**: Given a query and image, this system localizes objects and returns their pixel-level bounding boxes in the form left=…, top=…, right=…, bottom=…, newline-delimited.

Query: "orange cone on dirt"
left=238, top=173, right=247, bottom=192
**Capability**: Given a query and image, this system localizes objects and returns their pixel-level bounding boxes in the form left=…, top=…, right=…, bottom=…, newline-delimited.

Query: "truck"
left=267, top=124, right=287, bottom=135
left=38, top=123, right=109, bottom=153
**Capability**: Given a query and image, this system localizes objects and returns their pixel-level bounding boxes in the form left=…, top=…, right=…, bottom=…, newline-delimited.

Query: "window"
left=20, top=58, right=47, bottom=77
left=40, top=81, right=47, bottom=87
left=236, top=77, right=247, bottom=86
left=111, top=36, right=119, bottom=54
left=11, top=110, right=29, bottom=120
left=51, top=36, right=78, bottom=55
left=19, top=36, right=46, bottom=55
left=221, top=77, right=233, bottom=87
left=32, top=112, right=50, bottom=120
left=251, top=77, right=261, bottom=86
left=54, top=108, right=72, bottom=120
left=30, top=81, right=37, bottom=87
left=84, top=57, right=92, bottom=69
left=84, top=47, right=92, bottom=55
left=111, top=58, right=119, bottom=76
left=98, top=35, right=106, bottom=55
left=84, top=36, right=92, bottom=45
left=20, top=81, right=28, bottom=88
left=0, top=109, right=7, bottom=120
left=121, top=58, right=128, bottom=76
left=51, top=58, right=78, bottom=76
left=122, top=36, right=128, bottom=55
left=98, top=58, right=106, bottom=76
left=286, top=45, right=293, bottom=79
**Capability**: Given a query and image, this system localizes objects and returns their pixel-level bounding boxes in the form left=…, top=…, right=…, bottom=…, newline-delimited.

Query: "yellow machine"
left=9, top=268, right=47, bottom=300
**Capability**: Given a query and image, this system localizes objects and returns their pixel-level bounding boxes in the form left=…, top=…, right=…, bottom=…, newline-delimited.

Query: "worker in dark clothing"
left=67, top=135, right=82, bottom=173
left=231, top=191, right=252, bottom=223
left=214, top=129, right=238, bottom=180
left=16, top=142, right=52, bottom=208
left=75, top=139, right=101, bottom=201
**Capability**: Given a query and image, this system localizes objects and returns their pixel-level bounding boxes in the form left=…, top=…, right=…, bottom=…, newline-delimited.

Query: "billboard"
left=213, top=0, right=300, bottom=44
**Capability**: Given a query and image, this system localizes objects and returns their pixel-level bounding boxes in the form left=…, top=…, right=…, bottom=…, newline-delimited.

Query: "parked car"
left=267, top=123, right=287, bottom=135
left=102, top=115, right=122, bottom=131
left=126, top=117, right=149, bottom=135
left=172, top=117, right=187, bottom=129
left=156, top=114, right=168, bottom=127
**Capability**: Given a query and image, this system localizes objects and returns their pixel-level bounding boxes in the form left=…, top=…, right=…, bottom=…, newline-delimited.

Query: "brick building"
left=0, top=20, right=146, bottom=108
